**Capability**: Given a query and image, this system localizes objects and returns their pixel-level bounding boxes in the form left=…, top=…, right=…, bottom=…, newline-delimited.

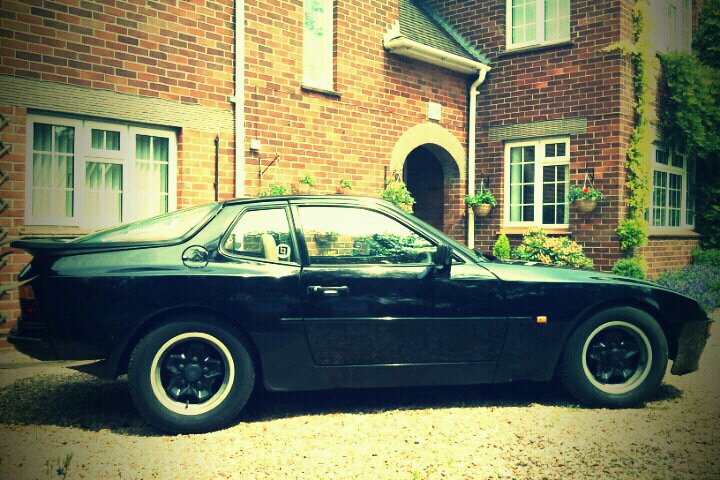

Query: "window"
left=649, top=145, right=695, bottom=229
left=221, top=208, right=296, bottom=263
left=75, top=203, right=219, bottom=244
left=651, top=0, right=691, bottom=52
left=504, top=138, right=570, bottom=227
left=27, top=115, right=176, bottom=229
left=297, top=206, right=437, bottom=265
left=507, top=0, right=570, bottom=50
left=303, top=0, right=334, bottom=90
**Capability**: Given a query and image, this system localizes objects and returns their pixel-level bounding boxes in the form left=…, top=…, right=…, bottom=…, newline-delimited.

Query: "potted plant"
left=336, top=179, right=352, bottom=194
left=465, top=189, right=497, bottom=217
left=568, top=185, right=604, bottom=213
left=257, top=183, right=291, bottom=197
left=381, top=176, right=415, bottom=213
left=293, top=175, right=315, bottom=194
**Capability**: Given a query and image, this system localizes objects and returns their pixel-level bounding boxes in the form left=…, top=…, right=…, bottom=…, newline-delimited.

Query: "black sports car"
left=9, top=195, right=711, bottom=433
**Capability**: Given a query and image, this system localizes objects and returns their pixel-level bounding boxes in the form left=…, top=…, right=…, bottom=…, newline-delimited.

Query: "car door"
left=294, top=203, right=506, bottom=368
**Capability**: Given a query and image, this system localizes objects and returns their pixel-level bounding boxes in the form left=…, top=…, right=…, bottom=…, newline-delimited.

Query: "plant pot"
left=335, top=186, right=350, bottom=195
left=472, top=204, right=492, bottom=217
left=575, top=198, right=597, bottom=213
left=294, top=183, right=311, bottom=194
left=397, top=202, right=414, bottom=213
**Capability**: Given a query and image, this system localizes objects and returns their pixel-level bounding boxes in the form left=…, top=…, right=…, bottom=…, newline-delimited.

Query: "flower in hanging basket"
left=568, top=185, right=604, bottom=202
left=568, top=185, right=603, bottom=213
left=465, top=190, right=497, bottom=217
left=381, top=176, right=415, bottom=213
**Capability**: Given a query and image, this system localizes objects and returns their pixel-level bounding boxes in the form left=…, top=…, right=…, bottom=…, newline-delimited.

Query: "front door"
left=295, top=203, right=505, bottom=367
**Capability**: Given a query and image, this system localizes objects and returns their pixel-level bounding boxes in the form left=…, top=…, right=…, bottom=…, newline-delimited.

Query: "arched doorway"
left=404, top=146, right=444, bottom=231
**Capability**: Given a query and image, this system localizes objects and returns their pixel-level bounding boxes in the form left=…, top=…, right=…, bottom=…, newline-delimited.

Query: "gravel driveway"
left=0, top=313, right=718, bottom=480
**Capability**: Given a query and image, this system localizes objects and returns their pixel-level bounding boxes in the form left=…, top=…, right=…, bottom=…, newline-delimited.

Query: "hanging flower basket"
left=472, top=203, right=492, bottom=217
left=575, top=198, right=598, bottom=213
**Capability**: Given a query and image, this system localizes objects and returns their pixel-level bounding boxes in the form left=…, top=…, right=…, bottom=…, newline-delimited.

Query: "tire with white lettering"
left=128, top=317, right=254, bottom=433
left=560, top=307, right=667, bottom=408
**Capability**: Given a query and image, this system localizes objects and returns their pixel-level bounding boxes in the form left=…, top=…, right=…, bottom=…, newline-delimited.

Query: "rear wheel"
left=128, top=318, right=254, bottom=433
left=560, top=307, right=667, bottom=408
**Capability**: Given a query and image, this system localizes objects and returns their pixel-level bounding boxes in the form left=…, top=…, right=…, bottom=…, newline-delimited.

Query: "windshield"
left=74, top=203, right=220, bottom=243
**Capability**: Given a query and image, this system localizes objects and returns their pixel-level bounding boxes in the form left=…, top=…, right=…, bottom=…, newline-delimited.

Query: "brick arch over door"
left=389, top=123, right=466, bottom=181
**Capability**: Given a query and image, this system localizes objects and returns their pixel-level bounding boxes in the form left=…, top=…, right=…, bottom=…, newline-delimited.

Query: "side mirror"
left=433, top=244, right=452, bottom=278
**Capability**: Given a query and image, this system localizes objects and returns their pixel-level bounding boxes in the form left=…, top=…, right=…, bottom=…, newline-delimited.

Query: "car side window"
left=222, top=208, right=295, bottom=263
left=297, top=206, right=437, bottom=265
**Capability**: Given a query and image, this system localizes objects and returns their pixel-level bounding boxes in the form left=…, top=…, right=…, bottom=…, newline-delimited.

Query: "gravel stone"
left=0, top=312, right=717, bottom=479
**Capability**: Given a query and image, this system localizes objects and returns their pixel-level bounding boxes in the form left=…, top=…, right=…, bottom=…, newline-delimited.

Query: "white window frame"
left=303, top=0, right=334, bottom=90
left=26, top=114, right=177, bottom=228
left=651, top=0, right=692, bottom=53
left=506, top=0, right=571, bottom=51
left=504, top=137, right=570, bottom=228
left=649, top=144, right=695, bottom=231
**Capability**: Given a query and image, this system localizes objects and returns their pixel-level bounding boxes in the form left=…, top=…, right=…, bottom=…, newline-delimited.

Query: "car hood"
left=481, top=260, right=663, bottom=289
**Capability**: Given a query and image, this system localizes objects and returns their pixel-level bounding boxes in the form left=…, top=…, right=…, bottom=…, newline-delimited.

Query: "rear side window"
left=221, top=208, right=296, bottom=263
left=74, top=203, right=218, bottom=243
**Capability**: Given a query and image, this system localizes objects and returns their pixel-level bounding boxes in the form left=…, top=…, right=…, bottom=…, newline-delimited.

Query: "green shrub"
left=512, top=228, right=594, bottom=270
left=492, top=234, right=511, bottom=259
left=615, top=218, right=648, bottom=255
left=611, top=257, right=647, bottom=279
left=692, top=247, right=720, bottom=267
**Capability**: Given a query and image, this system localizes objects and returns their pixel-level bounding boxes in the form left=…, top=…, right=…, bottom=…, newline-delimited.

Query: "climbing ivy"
left=603, top=1, right=654, bottom=277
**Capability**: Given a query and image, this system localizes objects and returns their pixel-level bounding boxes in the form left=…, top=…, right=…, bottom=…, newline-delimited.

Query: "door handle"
left=307, top=285, right=350, bottom=296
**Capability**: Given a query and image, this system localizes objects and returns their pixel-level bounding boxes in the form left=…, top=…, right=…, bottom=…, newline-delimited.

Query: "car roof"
left=223, top=194, right=392, bottom=207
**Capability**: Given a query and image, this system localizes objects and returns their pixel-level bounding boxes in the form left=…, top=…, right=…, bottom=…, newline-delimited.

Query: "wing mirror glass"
left=433, top=244, right=452, bottom=277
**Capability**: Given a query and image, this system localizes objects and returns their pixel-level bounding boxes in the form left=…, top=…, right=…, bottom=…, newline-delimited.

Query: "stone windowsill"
left=497, top=227, right=572, bottom=236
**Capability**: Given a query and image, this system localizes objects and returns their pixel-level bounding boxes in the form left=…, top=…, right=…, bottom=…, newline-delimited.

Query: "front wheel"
left=559, top=307, right=668, bottom=408
left=128, top=318, right=255, bottom=433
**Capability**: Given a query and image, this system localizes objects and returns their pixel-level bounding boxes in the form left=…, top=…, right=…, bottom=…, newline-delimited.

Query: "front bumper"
left=671, top=318, right=713, bottom=375
left=7, top=326, right=57, bottom=360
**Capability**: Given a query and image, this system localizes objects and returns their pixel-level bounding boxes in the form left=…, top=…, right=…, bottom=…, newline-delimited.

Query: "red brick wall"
left=242, top=0, right=471, bottom=240
left=640, top=237, right=700, bottom=279
left=1, top=0, right=236, bottom=109
left=429, top=0, right=637, bottom=271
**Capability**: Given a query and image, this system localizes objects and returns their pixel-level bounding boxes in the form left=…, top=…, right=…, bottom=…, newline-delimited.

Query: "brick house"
left=0, top=0, right=702, bottom=337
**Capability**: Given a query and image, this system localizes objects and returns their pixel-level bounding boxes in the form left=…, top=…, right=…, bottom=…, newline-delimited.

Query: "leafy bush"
left=655, top=264, right=720, bottom=313
left=692, top=247, right=720, bottom=267
left=615, top=218, right=648, bottom=255
left=512, top=228, right=594, bottom=270
left=492, top=234, right=511, bottom=259
left=611, top=257, right=647, bottom=279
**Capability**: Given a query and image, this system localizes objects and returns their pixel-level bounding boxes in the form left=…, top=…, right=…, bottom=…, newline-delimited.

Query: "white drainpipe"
left=467, top=68, right=488, bottom=249
left=232, top=0, right=245, bottom=197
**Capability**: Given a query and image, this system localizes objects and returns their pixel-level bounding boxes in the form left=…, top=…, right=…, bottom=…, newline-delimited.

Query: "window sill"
left=648, top=228, right=700, bottom=239
left=19, top=225, right=96, bottom=238
left=500, top=40, right=574, bottom=57
left=498, top=227, right=572, bottom=236
left=301, top=84, right=342, bottom=99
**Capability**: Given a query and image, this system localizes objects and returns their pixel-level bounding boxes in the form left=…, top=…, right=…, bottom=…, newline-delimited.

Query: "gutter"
left=383, top=34, right=490, bottom=76
left=467, top=69, right=488, bottom=249
left=231, top=0, right=245, bottom=198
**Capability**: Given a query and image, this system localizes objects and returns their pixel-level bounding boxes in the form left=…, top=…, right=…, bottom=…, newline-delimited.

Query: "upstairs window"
left=651, top=0, right=692, bottom=53
left=507, top=0, right=570, bottom=50
left=649, top=145, right=695, bottom=229
left=27, top=115, right=176, bottom=229
left=303, top=0, right=334, bottom=90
